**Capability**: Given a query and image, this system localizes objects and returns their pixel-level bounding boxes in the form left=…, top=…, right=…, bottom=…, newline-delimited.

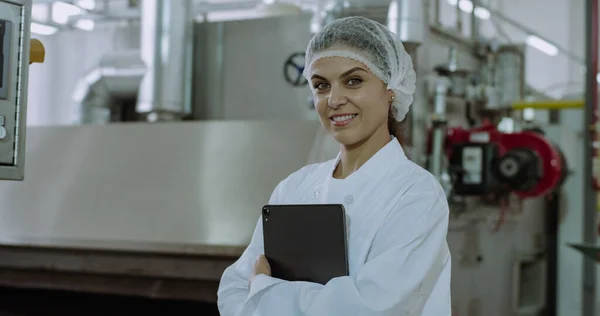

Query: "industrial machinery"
left=423, top=30, right=569, bottom=316
left=445, top=123, right=567, bottom=198
left=0, top=0, right=32, bottom=181
left=0, top=0, right=318, bottom=306
left=426, top=43, right=567, bottom=200
left=71, top=2, right=314, bottom=124
left=0, top=0, right=590, bottom=315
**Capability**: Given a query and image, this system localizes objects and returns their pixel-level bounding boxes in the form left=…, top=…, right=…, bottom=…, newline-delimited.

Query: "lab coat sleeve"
left=242, top=179, right=450, bottom=316
left=216, top=181, right=286, bottom=316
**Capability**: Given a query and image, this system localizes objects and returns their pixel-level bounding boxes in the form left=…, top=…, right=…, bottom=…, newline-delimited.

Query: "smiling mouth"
left=329, top=114, right=358, bottom=126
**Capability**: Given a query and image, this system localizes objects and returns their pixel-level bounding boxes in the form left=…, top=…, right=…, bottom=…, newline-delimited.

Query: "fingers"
left=255, top=255, right=271, bottom=275
left=259, top=255, right=270, bottom=267
left=257, top=254, right=269, bottom=265
left=263, top=256, right=272, bottom=274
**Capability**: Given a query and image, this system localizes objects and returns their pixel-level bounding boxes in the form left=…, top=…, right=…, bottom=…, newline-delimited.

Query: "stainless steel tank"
left=494, top=45, right=525, bottom=107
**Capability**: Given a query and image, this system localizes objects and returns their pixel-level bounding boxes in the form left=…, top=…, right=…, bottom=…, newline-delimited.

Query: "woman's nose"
left=328, top=87, right=347, bottom=109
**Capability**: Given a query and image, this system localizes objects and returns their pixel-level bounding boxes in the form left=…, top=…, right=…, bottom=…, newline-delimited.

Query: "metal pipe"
left=582, top=0, right=598, bottom=314
left=428, top=24, right=555, bottom=101
left=433, top=0, right=440, bottom=25
left=394, top=0, right=425, bottom=43
left=405, top=45, right=427, bottom=165
left=455, top=0, right=462, bottom=34
left=390, top=0, right=425, bottom=164
left=430, top=77, right=449, bottom=179
left=71, top=51, right=145, bottom=124
left=512, top=100, right=584, bottom=110
left=136, top=0, right=194, bottom=121
left=470, top=0, right=479, bottom=40
left=69, top=1, right=262, bottom=22
left=545, top=192, right=560, bottom=316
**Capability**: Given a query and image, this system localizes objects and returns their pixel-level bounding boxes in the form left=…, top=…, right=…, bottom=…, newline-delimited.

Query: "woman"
left=217, top=16, right=451, bottom=316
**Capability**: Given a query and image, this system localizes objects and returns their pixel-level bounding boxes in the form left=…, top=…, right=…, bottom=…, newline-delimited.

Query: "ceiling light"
left=526, top=35, right=558, bottom=56
left=446, top=0, right=490, bottom=20
left=52, top=1, right=84, bottom=25
left=74, top=19, right=94, bottom=31
left=32, top=4, right=49, bottom=22
left=30, top=22, right=58, bottom=36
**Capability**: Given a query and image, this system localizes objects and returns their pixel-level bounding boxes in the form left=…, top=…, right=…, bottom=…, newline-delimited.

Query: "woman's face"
left=309, top=55, right=393, bottom=147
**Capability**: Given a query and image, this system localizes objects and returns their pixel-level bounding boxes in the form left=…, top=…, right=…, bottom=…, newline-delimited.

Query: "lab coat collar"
left=330, top=137, right=406, bottom=182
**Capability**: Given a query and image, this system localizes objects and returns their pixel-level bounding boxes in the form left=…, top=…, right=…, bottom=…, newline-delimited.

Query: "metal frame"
left=583, top=0, right=599, bottom=315
left=0, top=242, right=242, bottom=302
left=0, top=0, right=31, bottom=181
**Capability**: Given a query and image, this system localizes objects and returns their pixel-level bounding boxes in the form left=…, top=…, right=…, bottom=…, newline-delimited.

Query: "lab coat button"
left=313, top=189, right=320, bottom=199
left=344, top=195, right=354, bottom=204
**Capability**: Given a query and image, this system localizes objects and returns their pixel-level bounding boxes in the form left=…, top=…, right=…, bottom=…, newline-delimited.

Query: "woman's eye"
left=314, top=83, right=329, bottom=90
left=347, top=78, right=362, bottom=86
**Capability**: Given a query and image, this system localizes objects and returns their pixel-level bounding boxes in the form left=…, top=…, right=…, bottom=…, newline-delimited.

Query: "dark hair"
left=387, top=107, right=405, bottom=147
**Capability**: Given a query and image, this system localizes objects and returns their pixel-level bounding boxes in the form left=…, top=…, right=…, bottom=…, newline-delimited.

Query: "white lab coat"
left=217, top=137, right=451, bottom=316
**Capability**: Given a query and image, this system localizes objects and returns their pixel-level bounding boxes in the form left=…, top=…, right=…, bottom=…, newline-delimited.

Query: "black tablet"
left=262, top=204, right=349, bottom=285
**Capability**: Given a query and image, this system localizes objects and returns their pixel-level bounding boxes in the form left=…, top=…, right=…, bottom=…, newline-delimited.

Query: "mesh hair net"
left=303, top=16, right=417, bottom=121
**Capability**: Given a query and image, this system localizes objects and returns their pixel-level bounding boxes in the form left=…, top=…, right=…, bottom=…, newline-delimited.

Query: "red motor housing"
left=442, top=123, right=567, bottom=198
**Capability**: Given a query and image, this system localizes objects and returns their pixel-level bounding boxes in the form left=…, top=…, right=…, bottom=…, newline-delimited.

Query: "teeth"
left=332, top=115, right=356, bottom=122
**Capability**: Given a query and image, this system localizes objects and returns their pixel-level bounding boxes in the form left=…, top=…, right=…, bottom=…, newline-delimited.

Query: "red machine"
left=440, top=123, right=567, bottom=198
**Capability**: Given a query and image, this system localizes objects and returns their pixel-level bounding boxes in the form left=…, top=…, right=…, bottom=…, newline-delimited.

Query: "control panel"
left=0, top=0, right=32, bottom=181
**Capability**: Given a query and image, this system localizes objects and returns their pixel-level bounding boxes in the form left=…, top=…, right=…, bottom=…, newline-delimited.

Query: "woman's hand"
left=249, top=254, right=271, bottom=283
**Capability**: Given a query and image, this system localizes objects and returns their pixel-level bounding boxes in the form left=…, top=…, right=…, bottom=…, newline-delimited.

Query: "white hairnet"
left=303, top=16, right=417, bottom=122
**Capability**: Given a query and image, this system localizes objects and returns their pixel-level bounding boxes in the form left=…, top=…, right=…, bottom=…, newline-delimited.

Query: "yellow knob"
left=29, top=38, right=45, bottom=65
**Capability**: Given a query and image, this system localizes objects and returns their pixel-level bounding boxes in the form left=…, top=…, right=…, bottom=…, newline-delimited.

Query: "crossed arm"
left=217, top=184, right=450, bottom=316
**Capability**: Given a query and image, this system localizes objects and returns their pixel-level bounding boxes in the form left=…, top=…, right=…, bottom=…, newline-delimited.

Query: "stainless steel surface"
left=0, top=0, right=31, bottom=181
left=494, top=45, right=525, bottom=107
left=432, top=0, right=440, bottom=26
left=67, top=0, right=262, bottom=23
left=447, top=47, right=459, bottom=72
left=391, top=0, right=424, bottom=44
left=454, top=0, right=462, bottom=34
left=448, top=198, right=547, bottom=316
left=470, top=0, right=479, bottom=40
left=323, top=0, right=390, bottom=26
left=136, top=0, right=194, bottom=118
left=404, top=43, right=428, bottom=166
left=0, top=242, right=237, bottom=302
left=430, top=76, right=448, bottom=180
left=112, top=21, right=141, bottom=50
left=71, top=50, right=145, bottom=124
left=0, top=121, right=319, bottom=251
left=69, top=12, right=315, bottom=123
left=191, top=13, right=314, bottom=120
left=582, top=0, right=598, bottom=314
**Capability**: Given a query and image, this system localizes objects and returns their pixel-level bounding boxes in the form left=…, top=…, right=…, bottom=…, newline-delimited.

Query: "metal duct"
left=387, top=0, right=426, bottom=164
left=388, top=0, right=424, bottom=44
left=72, top=51, right=146, bottom=124
left=323, top=0, right=390, bottom=26
left=136, top=0, right=194, bottom=122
